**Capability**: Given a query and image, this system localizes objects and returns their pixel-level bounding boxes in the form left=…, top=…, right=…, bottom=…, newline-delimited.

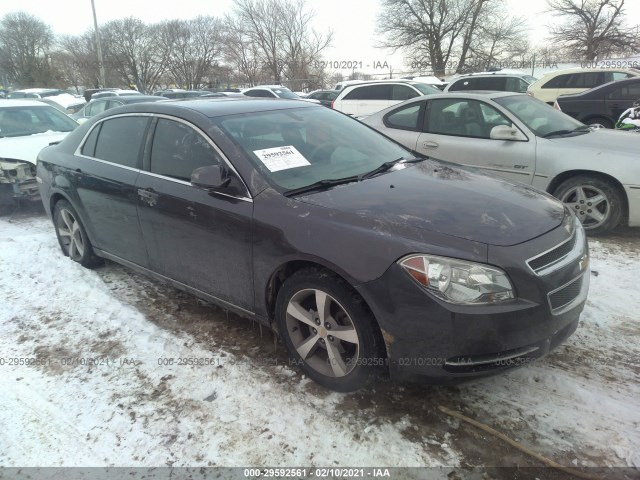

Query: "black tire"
left=275, top=268, right=385, bottom=392
left=553, top=175, right=624, bottom=235
left=585, top=116, right=614, bottom=129
left=53, top=199, right=103, bottom=268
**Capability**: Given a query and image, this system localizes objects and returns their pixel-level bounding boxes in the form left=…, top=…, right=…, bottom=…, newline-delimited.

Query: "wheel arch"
left=547, top=169, right=629, bottom=222
left=49, top=190, right=99, bottom=245
left=264, top=259, right=388, bottom=359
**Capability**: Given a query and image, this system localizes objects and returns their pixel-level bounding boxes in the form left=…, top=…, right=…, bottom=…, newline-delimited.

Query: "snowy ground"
left=0, top=210, right=638, bottom=479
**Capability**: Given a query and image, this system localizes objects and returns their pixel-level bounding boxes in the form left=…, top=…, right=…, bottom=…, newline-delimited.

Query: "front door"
left=136, top=117, right=254, bottom=311
left=415, top=98, right=537, bottom=184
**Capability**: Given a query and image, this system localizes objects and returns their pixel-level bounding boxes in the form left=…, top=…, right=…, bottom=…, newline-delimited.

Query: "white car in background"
left=242, top=85, right=320, bottom=104
left=0, top=100, right=78, bottom=211
left=7, top=88, right=85, bottom=113
left=363, top=92, right=640, bottom=235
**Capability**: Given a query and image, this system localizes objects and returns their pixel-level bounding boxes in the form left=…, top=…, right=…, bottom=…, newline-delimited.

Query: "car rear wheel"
left=554, top=175, right=623, bottom=235
left=275, top=268, right=385, bottom=392
left=586, top=116, right=613, bottom=129
left=53, top=200, right=102, bottom=268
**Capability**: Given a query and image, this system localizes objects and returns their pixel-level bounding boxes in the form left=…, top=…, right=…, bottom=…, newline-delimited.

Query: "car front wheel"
left=275, top=268, right=385, bottom=392
left=554, top=175, right=623, bottom=235
left=53, top=200, right=102, bottom=268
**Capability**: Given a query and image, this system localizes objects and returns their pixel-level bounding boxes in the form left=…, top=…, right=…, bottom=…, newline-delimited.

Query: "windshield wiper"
left=283, top=176, right=360, bottom=197
left=357, top=157, right=424, bottom=181
left=542, top=125, right=591, bottom=138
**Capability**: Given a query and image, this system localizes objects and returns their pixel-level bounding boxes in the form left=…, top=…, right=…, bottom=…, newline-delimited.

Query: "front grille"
left=528, top=234, right=576, bottom=274
left=548, top=276, right=583, bottom=311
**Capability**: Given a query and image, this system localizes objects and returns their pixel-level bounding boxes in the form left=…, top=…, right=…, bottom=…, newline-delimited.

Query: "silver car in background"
left=363, top=92, right=640, bottom=235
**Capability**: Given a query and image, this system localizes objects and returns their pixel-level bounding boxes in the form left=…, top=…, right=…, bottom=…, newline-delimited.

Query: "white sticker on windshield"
left=253, top=145, right=311, bottom=172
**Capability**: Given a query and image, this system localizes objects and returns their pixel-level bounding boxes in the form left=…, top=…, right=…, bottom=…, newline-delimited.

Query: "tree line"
left=0, top=0, right=637, bottom=93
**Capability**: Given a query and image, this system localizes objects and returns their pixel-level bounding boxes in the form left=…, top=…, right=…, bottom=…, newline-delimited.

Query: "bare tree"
left=547, top=0, right=638, bottom=60
left=468, top=10, right=529, bottom=71
left=230, top=0, right=332, bottom=85
left=158, top=16, right=224, bottom=89
left=100, top=17, right=169, bottom=93
left=222, top=15, right=264, bottom=86
left=0, top=12, right=55, bottom=86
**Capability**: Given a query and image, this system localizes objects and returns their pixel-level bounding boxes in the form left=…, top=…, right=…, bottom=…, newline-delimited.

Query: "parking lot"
left=1, top=207, right=638, bottom=478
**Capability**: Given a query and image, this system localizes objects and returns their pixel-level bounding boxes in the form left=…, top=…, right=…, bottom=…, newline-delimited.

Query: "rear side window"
left=81, top=124, right=100, bottom=157
left=150, top=119, right=222, bottom=181
left=384, top=103, right=422, bottom=130
left=343, top=85, right=392, bottom=100
left=542, top=74, right=569, bottom=89
left=505, top=77, right=529, bottom=93
left=608, top=83, right=640, bottom=100
left=244, top=89, right=274, bottom=98
left=93, top=116, right=149, bottom=168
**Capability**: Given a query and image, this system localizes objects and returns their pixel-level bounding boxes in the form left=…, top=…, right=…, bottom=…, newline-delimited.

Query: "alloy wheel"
left=560, top=185, right=610, bottom=230
left=57, top=208, right=85, bottom=261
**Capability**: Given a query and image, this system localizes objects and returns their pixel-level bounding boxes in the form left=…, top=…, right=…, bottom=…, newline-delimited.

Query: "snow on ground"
left=0, top=212, right=639, bottom=476
left=0, top=214, right=457, bottom=470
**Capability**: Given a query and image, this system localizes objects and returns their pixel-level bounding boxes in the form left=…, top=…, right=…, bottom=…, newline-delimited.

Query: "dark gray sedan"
left=37, top=98, right=589, bottom=391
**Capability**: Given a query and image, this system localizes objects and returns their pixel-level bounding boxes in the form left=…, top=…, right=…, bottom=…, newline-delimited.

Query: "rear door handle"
left=422, top=141, right=439, bottom=149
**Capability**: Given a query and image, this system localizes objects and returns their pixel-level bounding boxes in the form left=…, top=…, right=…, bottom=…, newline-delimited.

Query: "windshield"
left=411, top=83, right=441, bottom=95
left=494, top=95, right=586, bottom=137
left=0, top=106, right=78, bottom=138
left=216, top=106, right=411, bottom=191
left=272, top=88, right=299, bottom=99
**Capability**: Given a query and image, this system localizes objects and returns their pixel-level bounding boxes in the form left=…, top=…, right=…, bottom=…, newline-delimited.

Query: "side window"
left=475, top=77, right=505, bottom=90
left=87, top=100, right=108, bottom=117
left=426, top=99, right=491, bottom=139
left=608, top=83, right=640, bottom=100
left=448, top=78, right=476, bottom=91
left=107, top=100, right=124, bottom=110
left=150, top=119, right=222, bottom=181
left=542, top=74, right=569, bottom=89
left=245, top=89, right=274, bottom=98
left=478, top=102, right=513, bottom=132
left=566, top=72, right=602, bottom=88
left=81, top=124, right=101, bottom=157
left=392, top=85, right=419, bottom=100
left=612, top=72, right=629, bottom=81
left=505, top=77, right=528, bottom=93
left=344, top=85, right=393, bottom=100
left=384, top=103, right=422, bottom=130
left=94, top=116, right=149, bottom=168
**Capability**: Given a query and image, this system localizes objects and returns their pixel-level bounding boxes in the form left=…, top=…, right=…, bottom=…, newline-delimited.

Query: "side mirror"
left=490, top=125, right=527, bottom=141
left=191, top=164, right=247, bottom=198
left=77, top=117, right=87, bottom=125
left=191, top=165, right=231, bottom=190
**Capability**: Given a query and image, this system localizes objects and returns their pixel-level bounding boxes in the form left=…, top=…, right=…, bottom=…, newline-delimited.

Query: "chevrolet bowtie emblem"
left=579, top=254, right=589, bottom=272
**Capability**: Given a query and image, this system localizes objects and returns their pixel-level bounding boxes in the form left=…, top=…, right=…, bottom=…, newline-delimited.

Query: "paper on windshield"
left=253, top=146, right=311, bottom=172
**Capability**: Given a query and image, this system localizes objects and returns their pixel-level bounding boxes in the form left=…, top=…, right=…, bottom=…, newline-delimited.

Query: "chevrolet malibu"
left=37, top=99, right=589, bottom=392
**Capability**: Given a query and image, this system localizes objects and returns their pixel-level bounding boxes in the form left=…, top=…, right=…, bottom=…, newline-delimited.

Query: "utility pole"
left=90, top=0, right=106, bottom=87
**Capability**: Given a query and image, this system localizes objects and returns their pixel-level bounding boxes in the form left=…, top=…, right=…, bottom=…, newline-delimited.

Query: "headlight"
left=399, top=254, right=515, bottom=305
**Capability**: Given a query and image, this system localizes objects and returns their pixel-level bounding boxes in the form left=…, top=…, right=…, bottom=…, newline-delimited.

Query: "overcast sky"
left=2, top=0, right=639, bottom=74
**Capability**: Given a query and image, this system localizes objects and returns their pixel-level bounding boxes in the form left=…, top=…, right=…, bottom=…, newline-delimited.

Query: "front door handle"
left=137, top=187, right=158, bottom=206
left=422, top=141, right=439, bottom=149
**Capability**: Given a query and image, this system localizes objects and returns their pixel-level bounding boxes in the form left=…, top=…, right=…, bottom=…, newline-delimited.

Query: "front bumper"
left=356, top=221, right=589, bottom=383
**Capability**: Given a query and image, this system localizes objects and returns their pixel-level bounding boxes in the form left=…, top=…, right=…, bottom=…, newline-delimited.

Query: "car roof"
left=11, top=88, right=62, bottom=94
left=102, top=97, right=319, bottom=118
left=540, top=67, right=640, bottom=77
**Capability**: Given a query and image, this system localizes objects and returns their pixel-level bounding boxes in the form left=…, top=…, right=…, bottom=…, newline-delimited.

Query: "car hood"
left=297, top=160, right=566, bottom=247
left=545, top=128, right=640, bottom=154
left=0, top=131, right=69, bottom=165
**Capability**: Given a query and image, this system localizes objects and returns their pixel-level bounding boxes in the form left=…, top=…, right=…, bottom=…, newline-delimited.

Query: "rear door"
left=415, top=97, right=536, bottom=184
left=135, top=116, right=254, bottom=310
left=73, top=114, right=150, bottom=266
left=606, top=81, right=640, bottom=122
